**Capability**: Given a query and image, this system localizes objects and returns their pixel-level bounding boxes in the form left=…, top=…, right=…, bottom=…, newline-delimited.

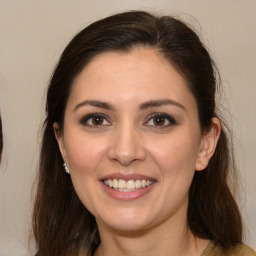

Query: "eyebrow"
left=73, top=98, right=185, bottom=112
left=73, top=100, right=114, bottom=111
left=139, top=99, right=186, bottom=111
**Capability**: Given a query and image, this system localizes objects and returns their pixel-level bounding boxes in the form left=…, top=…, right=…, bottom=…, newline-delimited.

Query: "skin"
left=54, top=47, right=220, bottom=256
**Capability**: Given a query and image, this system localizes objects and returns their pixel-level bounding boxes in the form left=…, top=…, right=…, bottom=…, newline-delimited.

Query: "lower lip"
left=101, top=182, right=155, bottom=201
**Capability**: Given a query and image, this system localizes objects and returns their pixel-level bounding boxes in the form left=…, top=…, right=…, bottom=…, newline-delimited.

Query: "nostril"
left=107, top=129, right=146, bottom=165
left=108, top=148, right=146, bottom=166
left=110, top=154, right=138, bottom=166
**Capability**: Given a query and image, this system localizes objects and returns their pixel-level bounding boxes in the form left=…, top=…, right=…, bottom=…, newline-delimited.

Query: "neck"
left=94, top=209, right=209, bottom=256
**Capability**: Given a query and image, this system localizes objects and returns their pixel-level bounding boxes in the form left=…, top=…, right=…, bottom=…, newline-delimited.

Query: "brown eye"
left=92, top=116, right=104, bottom=125
left=153, top=116, right=166, bottom=126
left=144, top=113, right=176, bottom=128
left=81, top=114, right=111, bottom=127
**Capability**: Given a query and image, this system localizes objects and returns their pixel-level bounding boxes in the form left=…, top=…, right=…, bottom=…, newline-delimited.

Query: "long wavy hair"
left=33, top=11, right=242, bottom=256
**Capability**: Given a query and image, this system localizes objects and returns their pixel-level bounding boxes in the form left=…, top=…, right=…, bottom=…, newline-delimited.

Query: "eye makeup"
left=144, top=113, right=177, bottom=129
left=80, top=113, right=111, bottom=127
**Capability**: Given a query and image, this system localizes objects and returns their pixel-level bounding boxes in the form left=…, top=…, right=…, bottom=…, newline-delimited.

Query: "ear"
left=195, top=117, right=221, bottom=171
left=53, top=122, right=67, bottom=163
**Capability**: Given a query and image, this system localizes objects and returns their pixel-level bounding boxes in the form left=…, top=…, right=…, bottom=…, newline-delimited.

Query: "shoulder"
left=235, top=244, right=256, bottom=256
left=202, top=242, right=256, bottom=256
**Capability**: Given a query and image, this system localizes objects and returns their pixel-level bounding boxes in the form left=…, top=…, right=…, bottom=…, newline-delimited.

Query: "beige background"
left=0, top=0, right=255, bottom=255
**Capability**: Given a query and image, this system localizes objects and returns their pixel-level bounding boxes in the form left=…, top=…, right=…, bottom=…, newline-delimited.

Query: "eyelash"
left=144, top=113, right=176, bottom=128
left=80, top=113, right=111, bottom=127
left=80, top=113, right=176, bottom=128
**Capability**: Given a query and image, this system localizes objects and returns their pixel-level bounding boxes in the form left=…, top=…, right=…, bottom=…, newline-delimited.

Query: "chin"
left=96, top=209, right=156, bottom=233
left=104, top=221, right=151, bottom=233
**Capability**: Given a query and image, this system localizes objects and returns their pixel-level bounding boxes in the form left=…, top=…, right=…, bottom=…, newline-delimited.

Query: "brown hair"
left=33, top=11, right=242, bottom=256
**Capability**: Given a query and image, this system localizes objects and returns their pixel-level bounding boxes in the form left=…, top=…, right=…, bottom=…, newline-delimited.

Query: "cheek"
left=64, top=133, right=108, bottom=214
left=148, top=134, right=200, bottom=210
left=147, top=133, right=199, bottom=201
left=148, top=132, right=200, bottom=178
left=65, top=132, right=107, bottom=174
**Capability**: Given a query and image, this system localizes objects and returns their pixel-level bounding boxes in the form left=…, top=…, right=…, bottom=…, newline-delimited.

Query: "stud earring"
left=63, top=163, right=70, bottom=174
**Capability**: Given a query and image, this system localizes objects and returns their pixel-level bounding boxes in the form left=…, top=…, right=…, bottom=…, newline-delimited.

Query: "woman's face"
left=55, top=47, right=215, bottom=233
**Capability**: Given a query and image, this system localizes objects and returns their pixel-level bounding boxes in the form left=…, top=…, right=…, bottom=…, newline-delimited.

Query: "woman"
left=32, top=11, right=256, bottom=256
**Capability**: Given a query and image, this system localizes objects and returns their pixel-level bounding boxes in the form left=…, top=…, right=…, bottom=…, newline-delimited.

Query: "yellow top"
left=80, top=242, right=256, bottom=256
left=201, top=242, right=256, bottom=256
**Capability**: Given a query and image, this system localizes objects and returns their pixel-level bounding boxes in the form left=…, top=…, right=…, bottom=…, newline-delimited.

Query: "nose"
left=107, top=124, right=146, bottom=166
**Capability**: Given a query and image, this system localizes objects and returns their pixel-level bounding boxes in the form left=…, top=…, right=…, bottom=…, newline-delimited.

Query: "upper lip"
left=100, top=173, right=156, bottom=181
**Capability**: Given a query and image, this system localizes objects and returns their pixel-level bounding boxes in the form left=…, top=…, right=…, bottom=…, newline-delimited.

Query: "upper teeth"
left=104, top=179, right=153, bottom=191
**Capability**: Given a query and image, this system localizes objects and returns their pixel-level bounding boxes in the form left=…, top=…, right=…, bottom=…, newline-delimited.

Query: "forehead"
left=68, top=47, right=197, bottom=111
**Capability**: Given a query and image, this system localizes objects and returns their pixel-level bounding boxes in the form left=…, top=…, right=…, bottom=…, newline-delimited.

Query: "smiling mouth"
left=103, top=179, right=154, bottom=192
